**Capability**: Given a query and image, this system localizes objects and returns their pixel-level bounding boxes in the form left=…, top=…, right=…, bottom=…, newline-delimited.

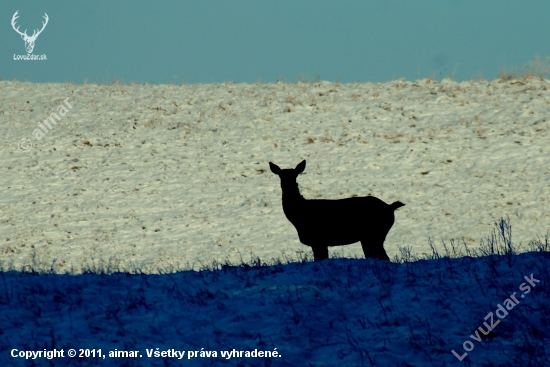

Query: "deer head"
left=11, top=11, right=49, bottom=54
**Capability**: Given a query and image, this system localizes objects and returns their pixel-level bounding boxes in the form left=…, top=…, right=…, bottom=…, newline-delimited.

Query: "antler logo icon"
left=11, top=10, right=49, bottom=54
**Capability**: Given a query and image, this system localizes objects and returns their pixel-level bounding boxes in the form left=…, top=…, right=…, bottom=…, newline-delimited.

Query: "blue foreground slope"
left=0, top=245, right=549, bottom=366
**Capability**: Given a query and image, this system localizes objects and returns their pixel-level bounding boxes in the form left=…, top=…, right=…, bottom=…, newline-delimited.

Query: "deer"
left=269, top=160, right=405, bottom=261
left=11, top=11, right=49, bottom=54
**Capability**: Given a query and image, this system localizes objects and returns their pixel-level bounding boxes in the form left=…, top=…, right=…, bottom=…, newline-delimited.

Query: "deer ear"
left=269, top=162, right=281, bottom=175
left=295, top=160, right=306, bottom=173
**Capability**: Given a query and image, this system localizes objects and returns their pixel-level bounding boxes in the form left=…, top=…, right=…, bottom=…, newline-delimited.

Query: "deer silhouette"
left=270, top=160, right=405, bottom=261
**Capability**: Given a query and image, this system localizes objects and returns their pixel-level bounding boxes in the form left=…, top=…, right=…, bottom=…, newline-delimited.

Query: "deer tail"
left=390, top=201, right=405, bottom=211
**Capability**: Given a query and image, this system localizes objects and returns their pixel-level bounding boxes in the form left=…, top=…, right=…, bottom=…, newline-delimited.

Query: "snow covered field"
left=1, top=78, right=550, bottom=365
left=1, top=77, right=549, bottom=272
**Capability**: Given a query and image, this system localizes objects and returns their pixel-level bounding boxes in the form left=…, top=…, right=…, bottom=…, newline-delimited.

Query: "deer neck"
left=281, top=180, right=305, bottom=203
left=279, top=179, right=305, bottom=225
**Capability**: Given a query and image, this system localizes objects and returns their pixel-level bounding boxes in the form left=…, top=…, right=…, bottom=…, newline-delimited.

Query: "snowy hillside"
left=0, top=78, right=549, bottom=365
left=1, top=78, right=549, bottom=272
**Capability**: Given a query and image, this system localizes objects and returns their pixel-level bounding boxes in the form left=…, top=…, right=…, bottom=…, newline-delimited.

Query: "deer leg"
left=311, top=245, right=329, bottom=261
left=361, top=236, right=390, bottom=261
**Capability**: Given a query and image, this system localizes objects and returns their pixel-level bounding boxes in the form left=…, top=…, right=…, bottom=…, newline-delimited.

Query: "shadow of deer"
left=270, top=160, right=405, bottom=261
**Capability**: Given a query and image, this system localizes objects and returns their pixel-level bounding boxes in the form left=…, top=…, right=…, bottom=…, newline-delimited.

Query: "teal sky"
left=1, top=0, right=549, bottom=84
